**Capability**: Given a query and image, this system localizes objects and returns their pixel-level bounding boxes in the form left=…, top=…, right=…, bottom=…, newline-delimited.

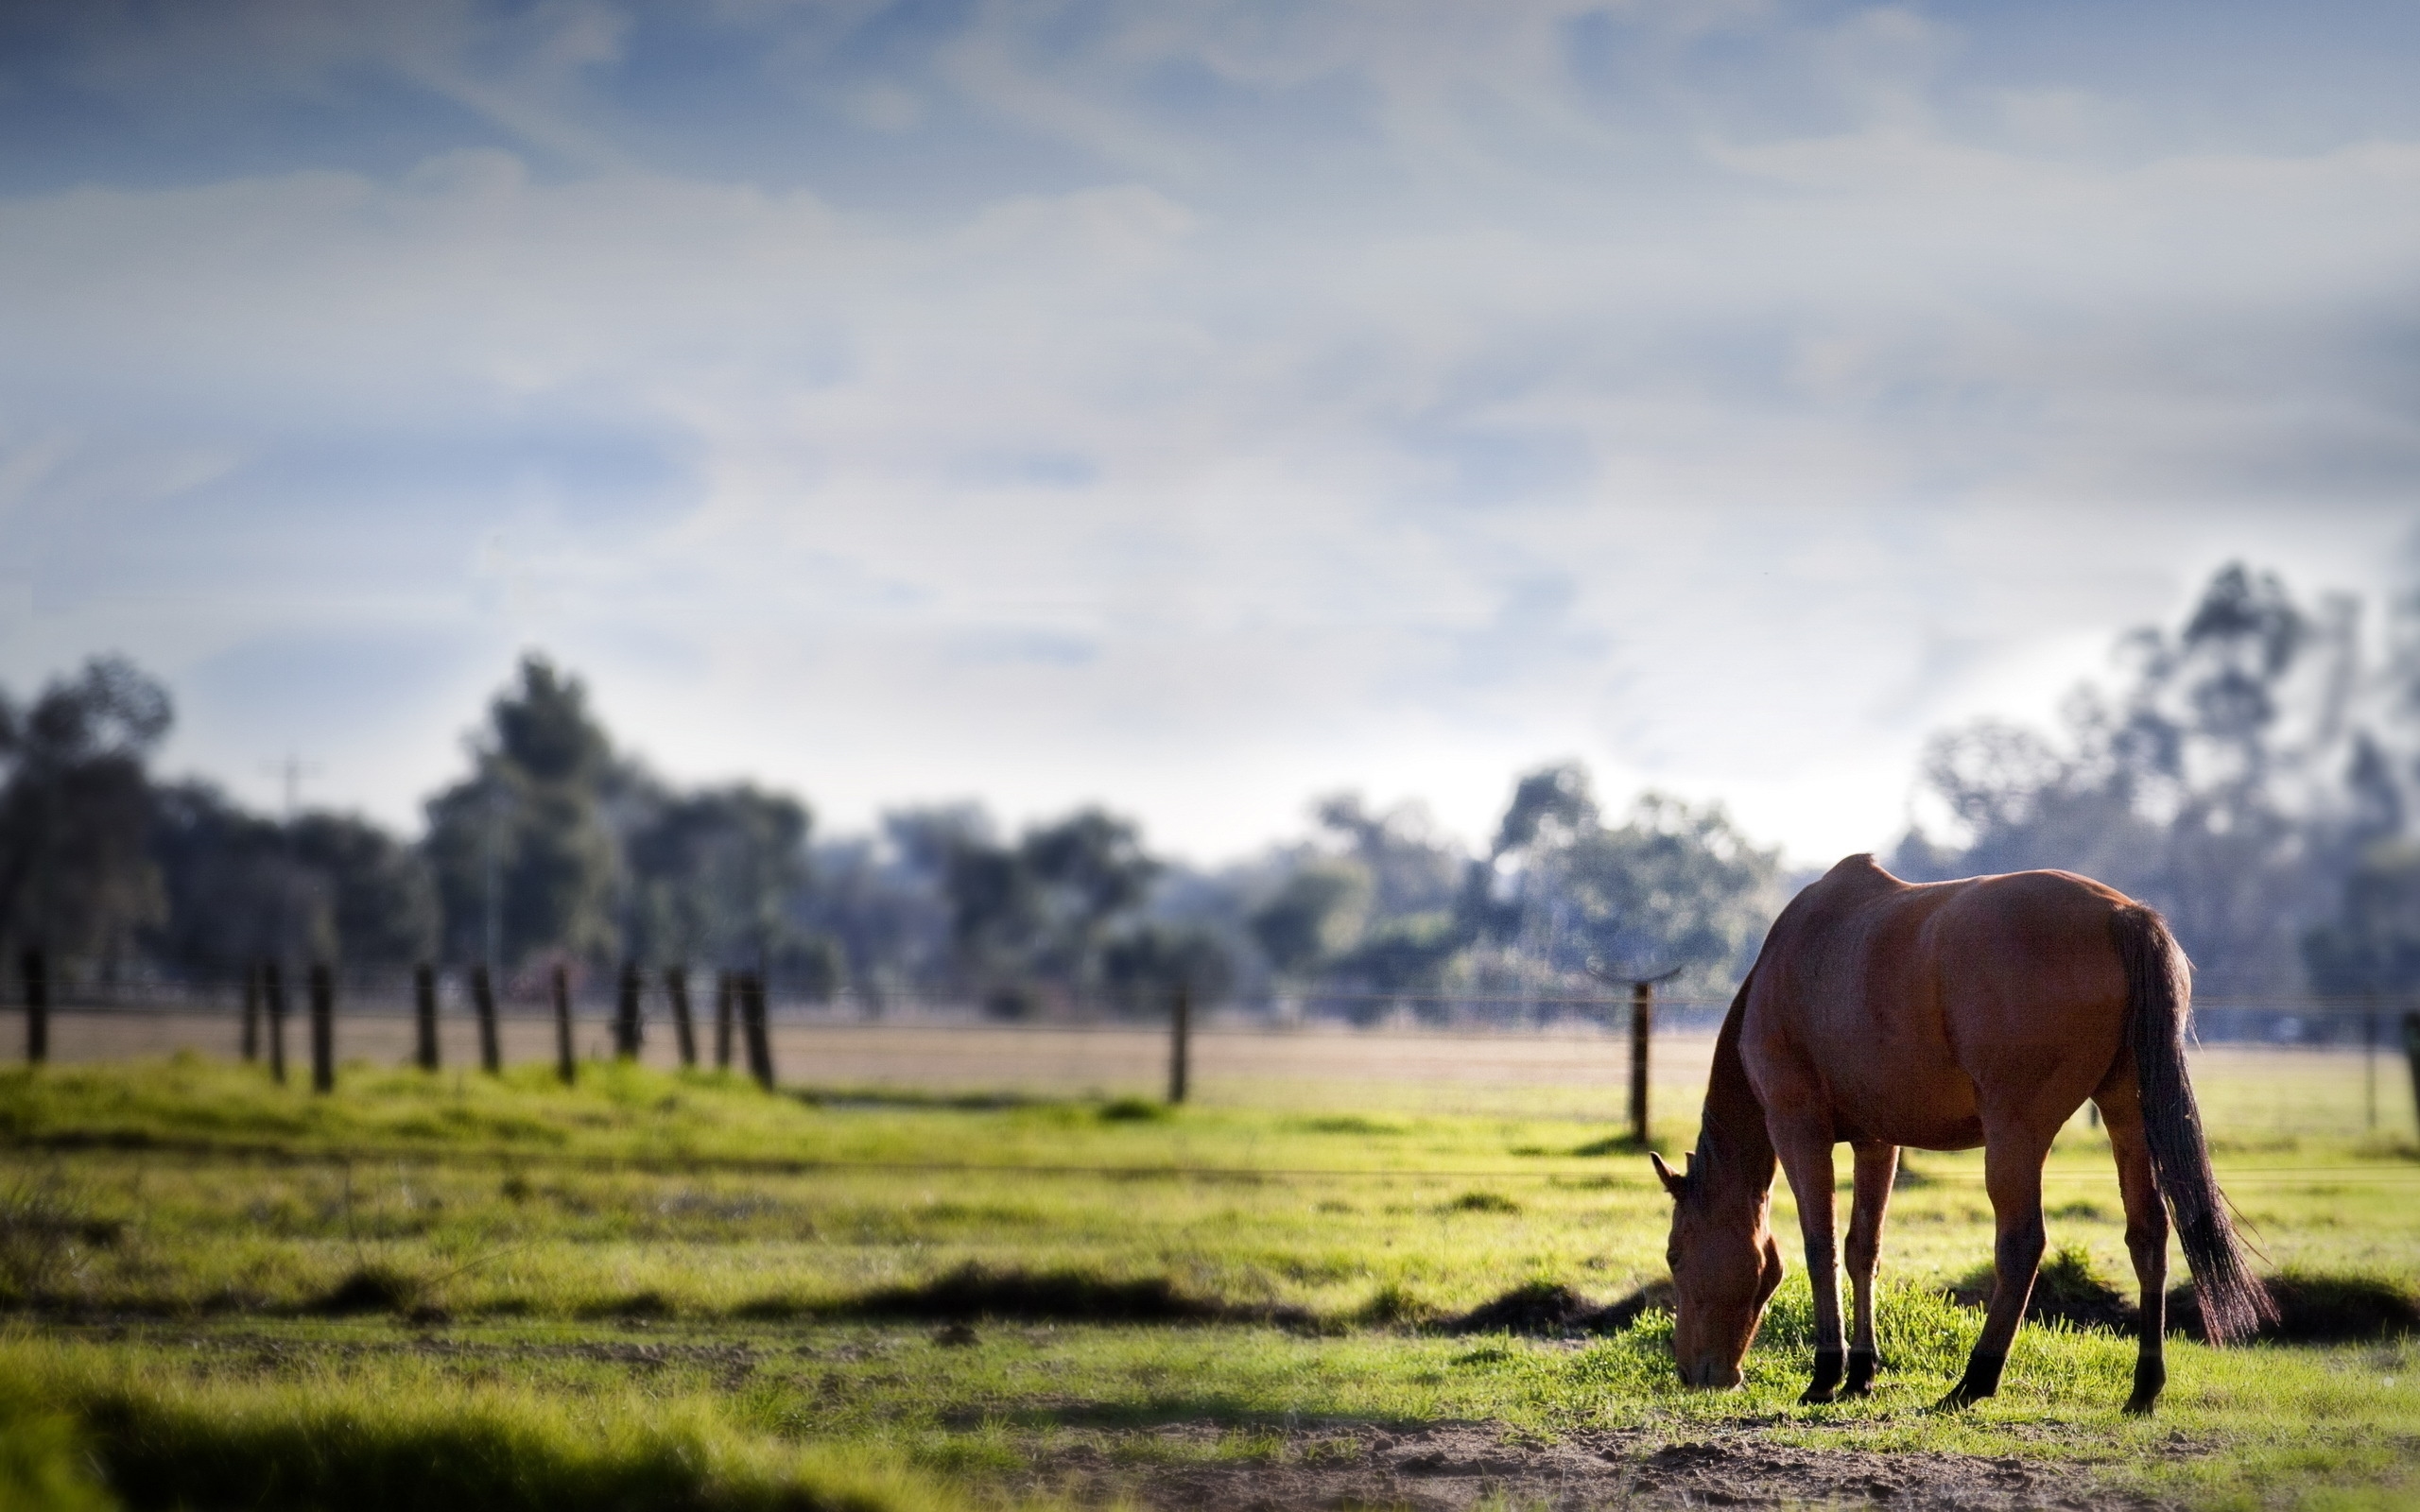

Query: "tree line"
left=4, top=562, right=2417, bottom=1009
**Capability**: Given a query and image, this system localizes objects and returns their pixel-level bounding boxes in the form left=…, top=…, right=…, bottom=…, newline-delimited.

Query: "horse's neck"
left=1694, top=1003, right=1776, bottom=1210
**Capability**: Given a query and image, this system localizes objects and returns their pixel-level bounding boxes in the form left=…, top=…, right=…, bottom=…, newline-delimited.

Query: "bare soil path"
left=1029, top=1421, right=2172, bottom=1511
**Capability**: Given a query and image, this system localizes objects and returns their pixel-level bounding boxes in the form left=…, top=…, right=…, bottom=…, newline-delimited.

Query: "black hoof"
left=1841, top=1349, right=1879, bottom=1398
left=1933, top=1349, right=2005, bottom=1412
left=2124, top=1357, right=2165, bottom=1416
left=1800, top=1349, right=1844, bottom=1406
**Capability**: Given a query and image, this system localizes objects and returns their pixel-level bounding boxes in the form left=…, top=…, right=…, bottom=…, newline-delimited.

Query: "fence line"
left=10, top=948, right=2420, bottom=1139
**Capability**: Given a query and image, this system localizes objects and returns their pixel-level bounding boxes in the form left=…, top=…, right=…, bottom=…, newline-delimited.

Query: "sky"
left=1, top=0, right=2415, bottom=868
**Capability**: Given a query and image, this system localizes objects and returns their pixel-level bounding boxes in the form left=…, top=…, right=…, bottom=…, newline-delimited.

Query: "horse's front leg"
left=1939, top=1127, right=2049, bottom=1409
left=1843, top=1143, right=1898, bottom=1397
left=1774, top=1129, right=1844, bottom=1404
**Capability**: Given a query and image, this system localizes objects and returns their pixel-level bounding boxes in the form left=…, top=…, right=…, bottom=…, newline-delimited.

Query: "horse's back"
left=1742, top=855, right=2135, bottom=1148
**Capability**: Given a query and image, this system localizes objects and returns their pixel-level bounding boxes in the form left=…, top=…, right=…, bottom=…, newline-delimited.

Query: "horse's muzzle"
left=1677, top=1355, right=1744, bottom=1390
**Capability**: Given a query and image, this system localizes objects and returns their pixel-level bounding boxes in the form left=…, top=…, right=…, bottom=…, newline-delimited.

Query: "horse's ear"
left=1650, top=1151, right=1687, bottom=1197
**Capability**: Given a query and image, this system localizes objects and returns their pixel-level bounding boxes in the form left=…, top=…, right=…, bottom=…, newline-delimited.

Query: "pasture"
left=2, top=1030, right=2417, bottom=1510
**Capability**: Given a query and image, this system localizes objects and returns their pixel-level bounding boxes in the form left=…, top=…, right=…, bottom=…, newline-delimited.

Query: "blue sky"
left=2, top=0, right=2414, bottom=863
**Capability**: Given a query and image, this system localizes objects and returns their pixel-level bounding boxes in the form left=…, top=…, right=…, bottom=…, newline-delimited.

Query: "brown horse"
left=1653, top=854, right=2270, bottom=1413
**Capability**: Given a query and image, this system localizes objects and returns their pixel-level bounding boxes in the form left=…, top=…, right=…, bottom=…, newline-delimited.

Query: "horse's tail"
left=2111, top=902, right=2273, bottom=1344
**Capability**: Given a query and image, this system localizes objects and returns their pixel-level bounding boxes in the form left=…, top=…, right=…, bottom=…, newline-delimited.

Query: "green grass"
left=4, top=1054, right=2419, bottom=1509
left=0, top=1334, right=975, bottom=1512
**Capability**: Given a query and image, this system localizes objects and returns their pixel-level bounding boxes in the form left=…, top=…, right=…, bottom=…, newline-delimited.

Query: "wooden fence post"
left=264, top=961, right=288, bottom=1085
left=614, top=960, right=642, bottom=1060
left=240, top=960, right=261, bottom=1062
left=1629, top=979, right=1653, bottom=1148
left=2366, top=1003, right=2379, bottom=1133
left=413, top=962, right=440, bottom=1072
left=472, top=964, right=501, bottom=1074
left=551, top=963, right=577, bottom=1085
left=714, top=971, right=735, bottom=1071
left=19, top=949, right=47, bottom=1066
left=2403, top=1010, right=2420, bottom=1140
left=741, top=971, right=775, bottom=1091
left=307, top=962, right=335, bottom=1094
left=665, top=966, right=698, bottom=1069
left=1167, top=980, right=1191, bottom=1106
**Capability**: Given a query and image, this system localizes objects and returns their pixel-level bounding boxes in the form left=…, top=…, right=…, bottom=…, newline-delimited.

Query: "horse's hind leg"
left=1842, top=1143, right=1898, bottom=1397
left=2098, top=1076, right=2168, bottom=1414
left=1939, top=1125, right=2050, bottom=1410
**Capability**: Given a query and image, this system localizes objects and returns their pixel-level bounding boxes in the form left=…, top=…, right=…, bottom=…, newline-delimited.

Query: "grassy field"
left=3, top=1051, right=2417, bottom=1509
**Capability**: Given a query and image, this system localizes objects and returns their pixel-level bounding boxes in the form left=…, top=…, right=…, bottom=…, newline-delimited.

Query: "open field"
left=4, top=1047, right=2418, bottom=1510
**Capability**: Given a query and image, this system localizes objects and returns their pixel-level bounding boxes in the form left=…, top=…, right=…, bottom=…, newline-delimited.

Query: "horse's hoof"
left=1799, top=1349, right=1844, bottom=1407
left=1843, top=1349, right=1879, bottom=1397
left=1933, top=1349, right=2005, bottom=1413
left=2127, top=1358, right=2165, bottom=1416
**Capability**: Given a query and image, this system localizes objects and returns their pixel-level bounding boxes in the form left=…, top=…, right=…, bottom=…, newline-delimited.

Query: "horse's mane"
left=1688, top=971, right=1775, bottom=1205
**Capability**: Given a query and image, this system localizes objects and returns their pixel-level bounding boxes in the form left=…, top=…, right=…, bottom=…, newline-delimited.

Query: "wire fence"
left=8, top=954, right=2419, bottom=1140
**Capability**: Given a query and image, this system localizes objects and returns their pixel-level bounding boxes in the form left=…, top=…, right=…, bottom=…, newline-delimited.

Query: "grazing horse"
left=1653, top=854, right=2270, bottom=1413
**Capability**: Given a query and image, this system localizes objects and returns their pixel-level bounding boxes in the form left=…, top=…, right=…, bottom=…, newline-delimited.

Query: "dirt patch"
left=1443, top=1280, right=1671, bottom=1336
left=1029, top=1421, right=2169, bottom=1510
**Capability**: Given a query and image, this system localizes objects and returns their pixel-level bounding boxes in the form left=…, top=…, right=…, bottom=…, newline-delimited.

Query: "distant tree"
left=789, top=807, right=984, bottom=1007
left=1246, top=863, right=1369, bottom=979
left=2303, top=842, right=2420, bottom=998
left=938, top=806, right=1159, bottom=1014
left=147, top=781, right=312, bottom=971
left=624, top=782, right=814, bottom=972
left=1893, top=563, right=2389, bottom=995
left=423, top=655, right=622, bottom=969
left=285, top=811, right=438, bottom=971
left=1100, top=921, right=1234, bottom=1014
left=1488, top=768, right=1784, bottom=998
left=0, top=657, right=172, bottom=971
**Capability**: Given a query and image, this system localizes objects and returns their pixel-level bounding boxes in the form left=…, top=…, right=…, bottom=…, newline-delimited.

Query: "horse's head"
left=1653, top=1149, right=1783, bottom=1389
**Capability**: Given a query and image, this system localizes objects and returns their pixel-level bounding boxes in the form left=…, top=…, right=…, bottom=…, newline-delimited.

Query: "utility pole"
left=262, top=754, right=322, bottom=820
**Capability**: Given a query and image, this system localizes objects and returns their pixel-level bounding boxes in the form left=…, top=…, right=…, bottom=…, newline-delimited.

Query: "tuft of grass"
left=1568, top=1134, right=1647, bottom=1158
left=1445, top=1280, right=1601, bottom=1335
left=1945, top=1245, right=2135, bottom=1332
left=839, top=1263, right=1305, bottom=1327
left=0, top=1169, right=121, bottom=1306
left=0, top=1381, right=112, bottom=1512
left=1439, top=1191, right=1520, bottom=1214
left=1094, top=1098, right=1167, bottom=1124
left=2171, top=1269, right=2420, bottom=1345
left=0, top=1334, right=979, bottom=1512
left=316, top=1264, right=428, bottom=1317
left=1288, top=1116, right=1407, bottom=1137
